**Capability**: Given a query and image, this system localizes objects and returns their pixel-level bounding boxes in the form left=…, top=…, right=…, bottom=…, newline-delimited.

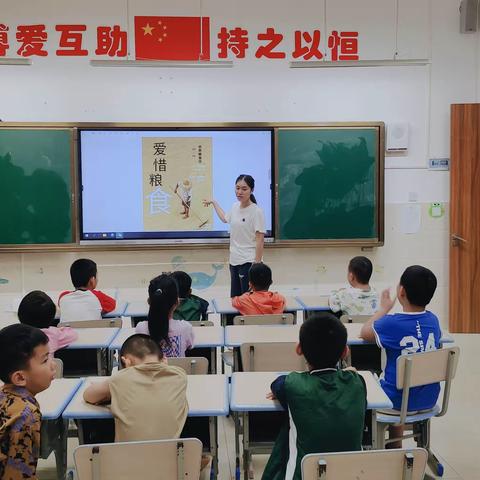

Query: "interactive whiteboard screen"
left=79, top=129, right=273, bottom=244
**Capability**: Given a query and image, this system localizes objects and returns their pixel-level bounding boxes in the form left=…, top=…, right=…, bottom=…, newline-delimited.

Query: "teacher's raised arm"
left=204, top=174, right=266, bottom=298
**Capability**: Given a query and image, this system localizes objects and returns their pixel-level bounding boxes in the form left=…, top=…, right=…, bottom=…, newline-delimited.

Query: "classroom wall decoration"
left=0, top=13, right=360, bottom=63
left=170, top=255, right=224, bottom=290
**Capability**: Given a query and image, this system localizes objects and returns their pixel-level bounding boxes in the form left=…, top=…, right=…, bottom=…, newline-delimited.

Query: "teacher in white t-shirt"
left=203, top=174, right=266, bottom=297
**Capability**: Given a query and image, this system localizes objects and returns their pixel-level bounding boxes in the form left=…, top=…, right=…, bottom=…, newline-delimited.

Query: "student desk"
left=62, top=374, right=228, bottom=479
left=230, top=370, right=393, bottom=480
left=61, top=328, right=120, bottom=376
left=224, top=323, right=455, bottom=349
left=36, top=378, right=83, bottom=480
left=103, top=301, right=128, bottom=318
left=212, top=296, right=301, bottom=326
left=295, top=294, right=331, bottom=319
left=108, top=326, right=225, bottom=373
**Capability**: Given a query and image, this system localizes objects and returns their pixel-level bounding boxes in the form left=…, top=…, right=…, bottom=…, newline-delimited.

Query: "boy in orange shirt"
left=232, top=263, right=286, bottom=315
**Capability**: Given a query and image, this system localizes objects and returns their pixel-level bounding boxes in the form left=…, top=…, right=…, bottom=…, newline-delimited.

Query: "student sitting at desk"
left=360, top=265, right=442, bottom=447
left=231, top=263, right=286, bottom=315
left=0, top=324, right=56, bottom=480
left=171, top=271, right=209, bottom=322
left=262, top=313, right=366, bottom=480
left=18, top=290, right=78, bottom=355
left=136, top=274, right=194, bottom=357
left=83, top=334, right=188, bottom=441
left=58, top=258, right=116, bottom=323
left=329, top=256, right=379, bottom=316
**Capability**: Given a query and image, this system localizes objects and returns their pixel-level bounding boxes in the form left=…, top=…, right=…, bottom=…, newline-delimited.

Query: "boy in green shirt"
left=262, top=313, right=367, bottom=480
left=172, top=271, right=209, bottom=322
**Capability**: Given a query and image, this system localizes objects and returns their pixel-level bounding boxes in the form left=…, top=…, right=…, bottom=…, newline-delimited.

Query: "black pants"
left=229, top=262, right=252, bottom=298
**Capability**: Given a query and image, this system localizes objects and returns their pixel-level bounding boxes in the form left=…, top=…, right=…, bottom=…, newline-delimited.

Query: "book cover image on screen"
left=79, top=129, right=273, bottom=243
left=142, top=137, right=213, bottom=231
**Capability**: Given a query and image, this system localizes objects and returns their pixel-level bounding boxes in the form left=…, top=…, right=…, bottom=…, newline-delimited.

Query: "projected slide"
left=142, top=137, right=213, bottom=231
left=79, top=129, right=273, bottom=242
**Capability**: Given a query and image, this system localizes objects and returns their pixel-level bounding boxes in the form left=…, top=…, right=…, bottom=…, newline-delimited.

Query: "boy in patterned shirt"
left=329, top=256, right=379, bottom=316
left=0, top=324, right=55, bottom=479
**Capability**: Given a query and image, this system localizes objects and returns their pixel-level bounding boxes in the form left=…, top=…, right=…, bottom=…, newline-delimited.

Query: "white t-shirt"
left=225, top=202, right=266, bottom=266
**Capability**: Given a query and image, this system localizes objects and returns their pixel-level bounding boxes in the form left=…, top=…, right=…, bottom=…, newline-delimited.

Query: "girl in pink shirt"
left=135, top=274, right=194, bottom=357
left=18, top=291, right=78, bottom=354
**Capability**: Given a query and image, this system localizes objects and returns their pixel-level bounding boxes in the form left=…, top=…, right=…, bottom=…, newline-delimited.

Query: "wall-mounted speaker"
left=460, top=0, right=478, bottom=33
left=386, top=122, right=409, bottom=152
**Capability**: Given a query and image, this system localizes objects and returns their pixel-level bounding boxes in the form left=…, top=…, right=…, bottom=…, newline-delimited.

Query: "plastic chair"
left=74, top=438, right=202, bottom=480
left=224, top=313, right=295, bottom=368
left=376, top=347, right=460, bottom=477
left=240, top=342, right=306, bottom=372
left=233, top=313, right=295, bottom=325
left=168, top=356, right=209, bottom=375
left=53, top=358, right=63, bottom=378
left=60, top=318, right=122, bottom=328
left=301, top=448, right=428, bottom=480
left=339, top=314, right=371, bottom=324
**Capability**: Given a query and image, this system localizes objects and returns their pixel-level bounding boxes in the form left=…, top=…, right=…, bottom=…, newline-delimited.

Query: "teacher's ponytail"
left=235, top=174, right=257, bottom=204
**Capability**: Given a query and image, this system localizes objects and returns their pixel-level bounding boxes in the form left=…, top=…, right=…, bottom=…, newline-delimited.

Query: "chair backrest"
left=53, top=358, right=63, bottom=378
left=339, top=314, right=371, bottom=324
left=189, top=320, right=214, bottom=327
left=301, top=448, right=427, bottom=480
left=74, top=438, right=202, bottom=480
left=396, top=347, right=460, bottom=422
left=240, top=342, right=306, bottom=372
left=60, top=318, right=122, bottom=328
left=233, top=313, right=295, bottom=325
left=168, top=357, right=209, bottom=375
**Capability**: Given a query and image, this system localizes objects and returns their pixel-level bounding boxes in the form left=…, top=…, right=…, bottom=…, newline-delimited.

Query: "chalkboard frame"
left=273, top=123, right=385, bottom=246
left=0, top=122, right=384, bottom=252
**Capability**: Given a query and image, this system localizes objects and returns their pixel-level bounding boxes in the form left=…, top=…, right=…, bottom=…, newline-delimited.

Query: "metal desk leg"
left=54, top=419, right=68, bottom=480
left=40, top=418, right=68, bottom=480
left=77, top=420, right=85, bottom=444
left=210, top=347, right=217, bottom=374
left=233, top=348, right=239, bottom=373
left=97, top=348, right=107, bottom=376
left=242, top=412, right=250, bottom=480
left=221, top=314, right=227, bottom=374
left=234, top=412, right=241, bottom=480
left=209, top=416, right=219, bottom=479
left=371, top=410, right=378, bottom=449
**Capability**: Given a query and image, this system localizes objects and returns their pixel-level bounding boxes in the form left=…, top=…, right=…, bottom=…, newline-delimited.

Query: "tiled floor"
left=36, top=333, right=480, bottom=479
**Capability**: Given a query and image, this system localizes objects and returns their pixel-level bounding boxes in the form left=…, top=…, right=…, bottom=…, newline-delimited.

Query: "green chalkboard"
left=0, top=129, right=73, bottom=244
left=277, top=126, right=383, bottom=242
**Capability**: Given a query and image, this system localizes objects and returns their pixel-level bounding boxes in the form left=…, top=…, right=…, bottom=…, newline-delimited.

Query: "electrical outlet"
left=375, top=265, right=384, bottom=274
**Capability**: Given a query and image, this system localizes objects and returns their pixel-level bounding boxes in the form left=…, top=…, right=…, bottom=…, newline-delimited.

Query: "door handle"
left=452, top=234, right=467, bottom=247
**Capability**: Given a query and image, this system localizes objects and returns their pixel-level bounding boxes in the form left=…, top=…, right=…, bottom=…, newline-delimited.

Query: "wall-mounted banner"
left=0, top=18, right=359, bottom=62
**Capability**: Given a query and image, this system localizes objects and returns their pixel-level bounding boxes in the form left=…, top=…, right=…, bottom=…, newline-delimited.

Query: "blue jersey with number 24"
left=373, top=311, right=442, bottom=411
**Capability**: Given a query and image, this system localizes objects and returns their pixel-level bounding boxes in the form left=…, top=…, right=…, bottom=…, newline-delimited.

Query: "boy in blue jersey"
left=360, top=265, right=442, bottom=446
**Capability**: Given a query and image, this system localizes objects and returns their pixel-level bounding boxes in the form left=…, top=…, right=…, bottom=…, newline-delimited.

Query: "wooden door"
left=450, top=104, right=480, bottom=332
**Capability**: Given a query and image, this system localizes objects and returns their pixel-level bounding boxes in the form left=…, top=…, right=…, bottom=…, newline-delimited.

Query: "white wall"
left=0, top=0, right=478, bottom=330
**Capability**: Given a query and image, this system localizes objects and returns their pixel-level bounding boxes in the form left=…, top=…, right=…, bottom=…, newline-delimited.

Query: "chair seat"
left=377, top=404, right=440, bottom=424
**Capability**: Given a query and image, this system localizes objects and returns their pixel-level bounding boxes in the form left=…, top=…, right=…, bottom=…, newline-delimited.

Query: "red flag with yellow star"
left=134, top=16, right=210, bottom=61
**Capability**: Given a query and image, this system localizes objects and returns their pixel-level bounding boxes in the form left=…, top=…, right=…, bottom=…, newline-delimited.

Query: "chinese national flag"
left=135, top=16, right=210, bottom=61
